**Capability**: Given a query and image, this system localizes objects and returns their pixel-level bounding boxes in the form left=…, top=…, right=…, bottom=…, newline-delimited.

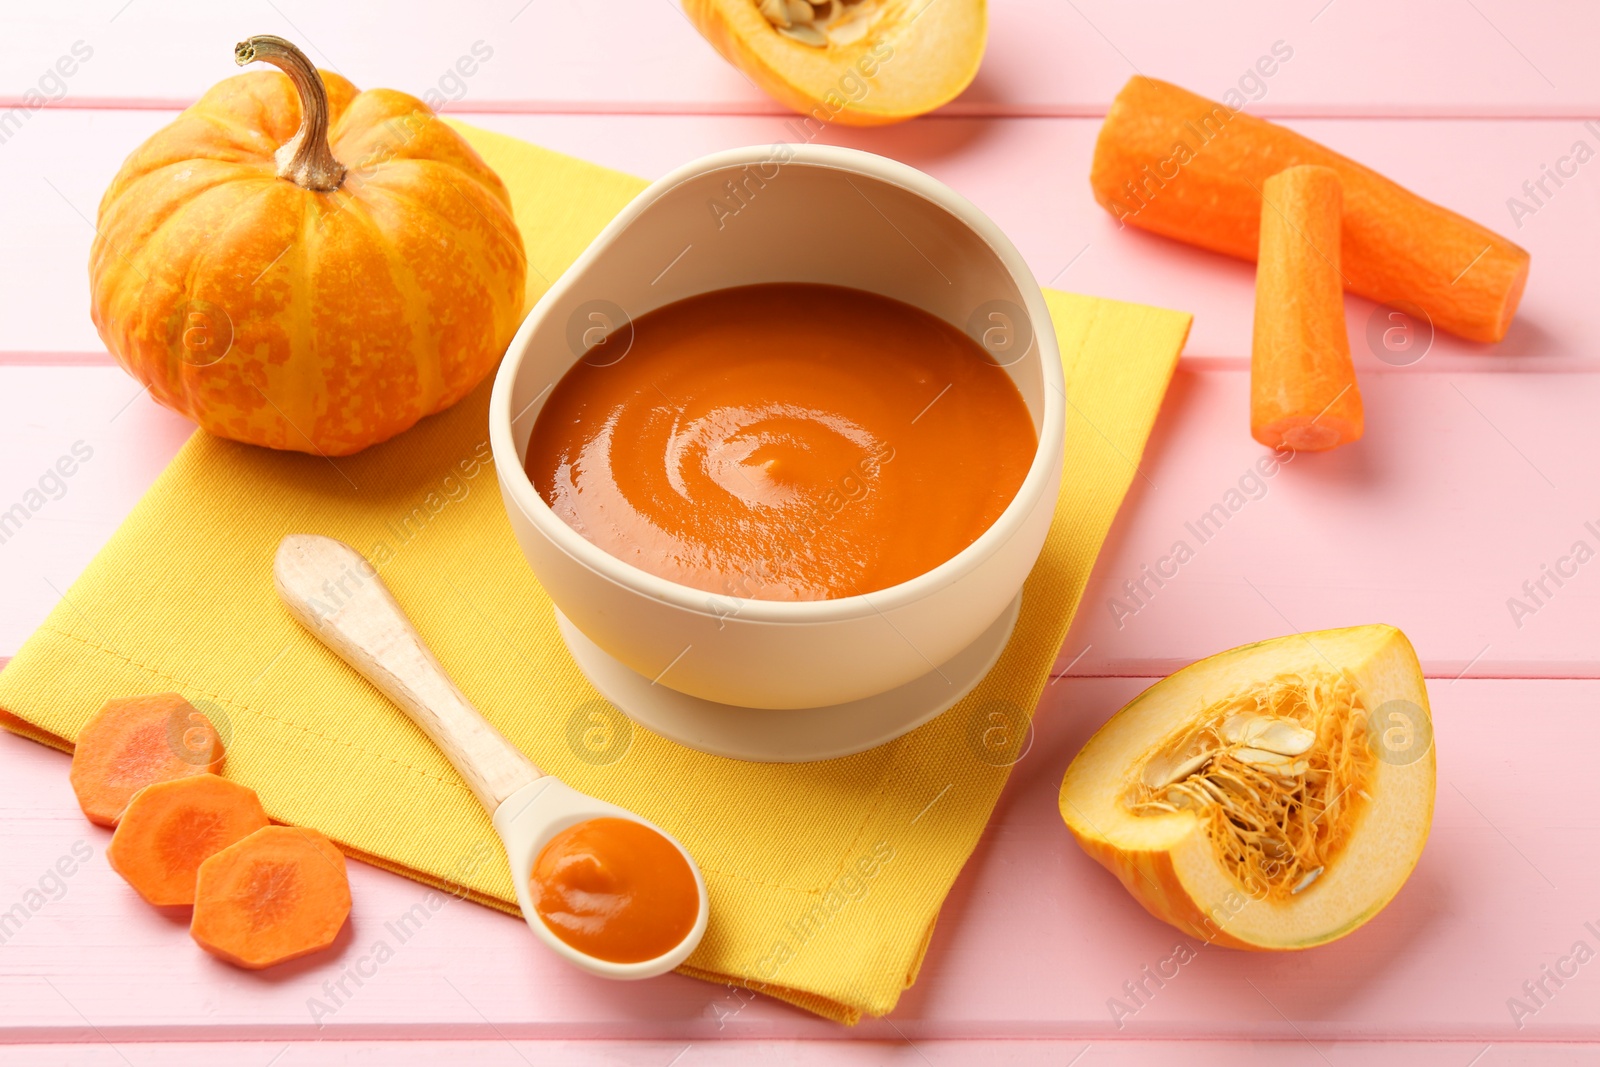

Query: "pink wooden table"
left=4, top=1, right=1598, bottom=1062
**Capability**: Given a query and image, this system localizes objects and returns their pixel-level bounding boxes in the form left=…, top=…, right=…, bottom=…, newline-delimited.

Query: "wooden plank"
left=1063, top=367, right=1600, bottom=680
left=1, top=0, right=1593, bottom=117
left=2, top=109, right=1591, bottom=369
left=0, top=367, right=192, bottom=658
left=0, top=677, right=1594, bottom=1044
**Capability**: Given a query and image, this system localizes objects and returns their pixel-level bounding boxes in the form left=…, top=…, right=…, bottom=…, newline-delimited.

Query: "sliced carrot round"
left=107, top=774, right=269, bottom=906
left=191, top=826, right=351, bottom=970
left=69, top=693, right=226, bottom=827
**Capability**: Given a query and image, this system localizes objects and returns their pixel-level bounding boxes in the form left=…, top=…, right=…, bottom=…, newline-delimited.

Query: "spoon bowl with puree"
left=273, top=533, right=708, bottom=979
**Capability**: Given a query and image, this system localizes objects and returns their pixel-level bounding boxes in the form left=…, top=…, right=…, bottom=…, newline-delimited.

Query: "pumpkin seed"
left=1254, top=720, right=1317, bottom=756
left=778, top=23, right=828, bottom=46
left=1291, top=866, right=1324, bottom=894
left=1143, top=748, right=1213, bottom=789
left=1232, top=746, right=1294, bottom=768
left=1219, top=713, right=1261, bottom=746
left=757, top=0, right=791, bottom=28
left=785, top=0, right=815, bottom=24
left=1221, top=713, right=1316, bottom=756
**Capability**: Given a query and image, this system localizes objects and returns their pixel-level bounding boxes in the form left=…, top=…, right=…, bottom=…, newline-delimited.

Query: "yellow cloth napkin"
left=0, top=122, right=1190, bottom=1023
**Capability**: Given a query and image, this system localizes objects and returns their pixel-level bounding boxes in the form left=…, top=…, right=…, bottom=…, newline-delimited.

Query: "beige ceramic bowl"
left=490, top=145, right=1064, bottom=711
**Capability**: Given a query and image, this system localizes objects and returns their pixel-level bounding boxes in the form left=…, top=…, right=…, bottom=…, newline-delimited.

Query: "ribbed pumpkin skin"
left=90, top=70, right=527, bottom=455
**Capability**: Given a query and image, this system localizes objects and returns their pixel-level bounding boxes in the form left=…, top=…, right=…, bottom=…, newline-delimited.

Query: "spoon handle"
left=273, top=534, right=540, bottom=812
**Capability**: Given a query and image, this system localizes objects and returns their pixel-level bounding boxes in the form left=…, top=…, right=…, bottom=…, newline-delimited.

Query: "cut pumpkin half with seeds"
left=682, top=0, right=985, bottom=126
left=1060, top=625, right=1435, bottom=950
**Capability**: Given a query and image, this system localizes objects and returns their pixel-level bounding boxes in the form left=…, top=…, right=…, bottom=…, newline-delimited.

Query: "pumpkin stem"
left=234, top=35, right=346, bottom=192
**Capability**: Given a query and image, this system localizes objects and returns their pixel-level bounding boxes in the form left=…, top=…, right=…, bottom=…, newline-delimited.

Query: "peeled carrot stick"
left=1091, top=77, right=1529, bottom=343
left=107, top=774, right=269, bottom=906
left=69, top=693, right=225, bottom=827
left=1252, top=166, right=1363, bottom=452
left=191, top=826, right=351, bottom=970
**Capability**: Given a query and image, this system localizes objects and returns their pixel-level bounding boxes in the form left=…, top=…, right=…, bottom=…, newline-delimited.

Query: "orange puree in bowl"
left=526, top=283, right=1037, bottom=600
left=532, top=817, right=699, bottom=964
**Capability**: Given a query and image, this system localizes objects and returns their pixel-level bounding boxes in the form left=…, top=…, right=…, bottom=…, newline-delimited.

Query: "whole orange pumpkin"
left=89, top=36, right=527, bottom=456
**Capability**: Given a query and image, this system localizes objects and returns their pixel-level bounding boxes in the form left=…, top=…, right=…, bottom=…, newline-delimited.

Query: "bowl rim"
left=488, top=143, right=1065, bottom=625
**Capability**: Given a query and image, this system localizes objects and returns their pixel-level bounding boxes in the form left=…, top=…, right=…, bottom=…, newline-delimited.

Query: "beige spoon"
left=272, top=533, right=708, bottom=979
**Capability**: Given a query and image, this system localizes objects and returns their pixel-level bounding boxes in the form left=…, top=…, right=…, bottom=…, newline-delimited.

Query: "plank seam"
left=8, top=98, right=1600, bottom=121
left=3, top=352, right=1595, bottom=375
left=2, top=658, right=1596, bottom=681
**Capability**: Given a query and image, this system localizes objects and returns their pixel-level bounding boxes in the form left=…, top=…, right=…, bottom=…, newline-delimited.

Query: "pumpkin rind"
left=90, top=66, right=527, bottom=456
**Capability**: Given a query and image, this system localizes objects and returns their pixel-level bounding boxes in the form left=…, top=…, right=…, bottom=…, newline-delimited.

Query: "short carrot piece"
left=191, top=826, right=351, bottom=970
left=1090, top=77, right=1530, bottom=343
left=108, top=775, right=269, bottom=906
left=1251, top=166, right=1363, bottom=452
left=69, top=693, right=225, bottom=827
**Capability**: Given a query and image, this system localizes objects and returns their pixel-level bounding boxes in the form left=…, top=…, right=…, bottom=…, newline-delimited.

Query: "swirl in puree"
left=526, top=283, right=1037, bottom=600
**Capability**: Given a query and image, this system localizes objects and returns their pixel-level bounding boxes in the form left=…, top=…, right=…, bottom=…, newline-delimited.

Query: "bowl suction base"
left=552, top=594, right=1022, bottom=763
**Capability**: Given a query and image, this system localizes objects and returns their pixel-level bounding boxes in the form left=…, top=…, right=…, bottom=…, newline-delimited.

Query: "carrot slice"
left=1090, top=76, right=1530, bottom=343
left=1251, top=165, right=1363, bottom=452
left=69, top=693, right=225, bottom=827
left=191, top=826, right=351, bottom=970
left=107, top=775, right=269, bottom=906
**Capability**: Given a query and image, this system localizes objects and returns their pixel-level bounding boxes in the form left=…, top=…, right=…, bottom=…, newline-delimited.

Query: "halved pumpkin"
left=1060, top=625, right=1435, bottom=950
left=682, top=0, right=986, bottom=126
